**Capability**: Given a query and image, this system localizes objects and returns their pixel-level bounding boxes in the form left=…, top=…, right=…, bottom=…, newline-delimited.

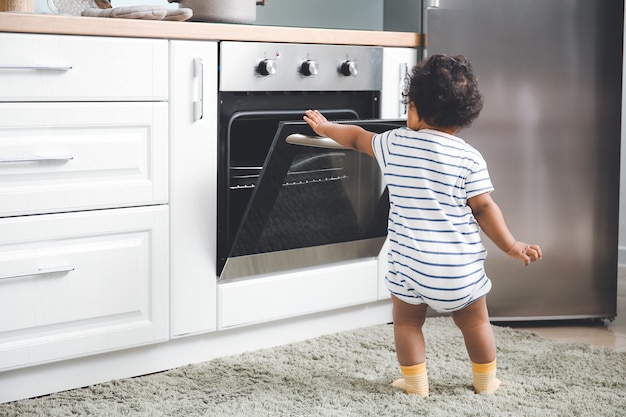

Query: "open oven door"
left=219, top=119, right=406, bottom=281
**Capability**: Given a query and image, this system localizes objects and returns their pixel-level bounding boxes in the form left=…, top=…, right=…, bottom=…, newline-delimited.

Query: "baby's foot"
left=391, top=378, right=406, bottom=390
left=474, top=377, right=501, bottom=394
left=391, top=378, right=428, bottom=397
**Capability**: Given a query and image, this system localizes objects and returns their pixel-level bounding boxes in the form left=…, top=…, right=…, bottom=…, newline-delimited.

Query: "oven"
left=218, top=41, right=402, bottom=281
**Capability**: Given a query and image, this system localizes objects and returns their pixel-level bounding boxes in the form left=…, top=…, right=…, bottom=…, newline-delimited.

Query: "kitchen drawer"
left=0, top=206, right=169, bottom=371
left=0, top=102, right=168, bottom=217
left=0, top=33, right=167, bottom=102
left=218, top=260, right=378, bottom=329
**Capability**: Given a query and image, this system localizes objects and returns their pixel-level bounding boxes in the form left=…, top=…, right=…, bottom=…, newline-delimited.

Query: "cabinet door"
left=0, top=34, right=167, bottom=102
left=0, top=102, right=168, bottom=217
left=0, top=206, right=169, bottom=371
left=169, top=40, right=218, bottom=337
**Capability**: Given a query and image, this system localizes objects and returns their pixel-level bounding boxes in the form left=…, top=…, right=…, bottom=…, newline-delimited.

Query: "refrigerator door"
left=424, top=0, right=623, bottom=320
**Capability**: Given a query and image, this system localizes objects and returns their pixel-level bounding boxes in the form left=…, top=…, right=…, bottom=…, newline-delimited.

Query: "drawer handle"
left=0, top=265, right=75, bottom=281
left=0, top=155, right=74, bottom=164
left=193, top=58, right=204, bottom=122
left=0, top=65, right=73, bottom=72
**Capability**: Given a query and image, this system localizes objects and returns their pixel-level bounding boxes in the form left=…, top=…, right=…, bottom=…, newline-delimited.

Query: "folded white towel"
left=82, top=5, right=193, bottom=21
left=162, top=8, right=193, bottom=21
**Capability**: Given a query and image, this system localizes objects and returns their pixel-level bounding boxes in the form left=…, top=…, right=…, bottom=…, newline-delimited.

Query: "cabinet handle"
left=193, top=58, right=204, bottom=121
left=0, top=155, right=74, bottom=164
left=0, top=265, right=75, bottom=281
left=0, top=65, right=73, bottom=72
left=399, top=62, right=409, bottom=117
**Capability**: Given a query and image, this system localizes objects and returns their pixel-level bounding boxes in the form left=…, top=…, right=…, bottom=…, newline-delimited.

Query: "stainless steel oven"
left=218, top=41, right=402, bottom=281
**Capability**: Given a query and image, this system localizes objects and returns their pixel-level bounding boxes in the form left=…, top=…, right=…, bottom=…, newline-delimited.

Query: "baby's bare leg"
left=451, top=297, right=501, bottom=393
left=391, top=294, right=428, bottom=365
left=451, top=297, right=495, bottom=363
left=390, top=295, right=429, bottom=397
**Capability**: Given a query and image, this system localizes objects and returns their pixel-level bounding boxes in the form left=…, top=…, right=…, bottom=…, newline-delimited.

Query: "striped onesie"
left=372, top=127, right=494, bottom=312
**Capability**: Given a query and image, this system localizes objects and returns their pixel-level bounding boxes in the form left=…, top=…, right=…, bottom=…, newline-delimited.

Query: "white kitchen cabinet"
left=0, top=33, right=167, bottom=102
left=169, top=40, right=218, bottom=337
left=377, top=238, right=392, bottom=300
left=0, top=206, right=169, bottom=371
left=0, top=34, right=170, bottom=372
left=0, top=102, right=168, bottom=217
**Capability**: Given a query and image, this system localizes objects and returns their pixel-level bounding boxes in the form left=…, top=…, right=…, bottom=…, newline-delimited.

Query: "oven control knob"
left=300, top=60, right=319, bottom=76
left=257, top=59, right=277, bottom=76
left=339, top=60, right=358, bottom=77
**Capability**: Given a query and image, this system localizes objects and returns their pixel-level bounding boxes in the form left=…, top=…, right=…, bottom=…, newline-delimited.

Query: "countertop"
left=0, top=12, right=421, bottom=47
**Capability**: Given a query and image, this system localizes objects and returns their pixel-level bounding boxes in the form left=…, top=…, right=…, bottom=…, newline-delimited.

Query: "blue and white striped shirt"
left=372, top=128, right=494, bottom=312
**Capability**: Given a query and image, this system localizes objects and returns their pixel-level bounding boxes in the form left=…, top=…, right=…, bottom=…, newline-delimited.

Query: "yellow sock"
left=472, top=359, right=501, bottom=394
left=391, top=363, right=429, bottom=397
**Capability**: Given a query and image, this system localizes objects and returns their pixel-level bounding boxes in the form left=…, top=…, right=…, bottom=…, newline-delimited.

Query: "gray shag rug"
left=1, top=317, right=625, bottom=416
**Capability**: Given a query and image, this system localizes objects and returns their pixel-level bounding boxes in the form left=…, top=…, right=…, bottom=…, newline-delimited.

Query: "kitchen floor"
left=503, top=266, right=626, bottom=353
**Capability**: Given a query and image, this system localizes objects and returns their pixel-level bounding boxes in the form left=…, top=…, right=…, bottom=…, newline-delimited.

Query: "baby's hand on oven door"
left=304, top=109, right=331, bottom=137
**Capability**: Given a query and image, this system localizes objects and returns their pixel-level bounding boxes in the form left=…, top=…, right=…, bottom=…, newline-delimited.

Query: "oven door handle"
left=285, top=134, right=347, bottom=150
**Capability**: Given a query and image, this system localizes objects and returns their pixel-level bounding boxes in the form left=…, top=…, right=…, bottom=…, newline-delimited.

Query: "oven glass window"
left=227, top=110, right=362, bottom=254
left=229, top=121, right=387, bottom=258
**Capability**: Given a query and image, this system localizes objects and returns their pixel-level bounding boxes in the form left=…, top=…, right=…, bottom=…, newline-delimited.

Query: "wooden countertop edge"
left=0, top=12, right=421, bottom=47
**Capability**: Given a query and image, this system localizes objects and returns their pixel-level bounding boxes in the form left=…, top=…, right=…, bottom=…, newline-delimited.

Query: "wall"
left=383, top=0, right=421, bottom=32
left=255, top=0, right=419, bottom=32
left=255, top=0, right=383, bottom=30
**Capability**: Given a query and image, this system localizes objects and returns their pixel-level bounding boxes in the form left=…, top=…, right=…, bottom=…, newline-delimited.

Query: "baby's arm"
left=303, top=110, right=375, bottom=157
left=468, top=192, right=542, bottom=266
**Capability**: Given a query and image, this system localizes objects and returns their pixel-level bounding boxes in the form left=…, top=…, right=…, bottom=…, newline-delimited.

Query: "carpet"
left=1, top=317, right=625, bottom=416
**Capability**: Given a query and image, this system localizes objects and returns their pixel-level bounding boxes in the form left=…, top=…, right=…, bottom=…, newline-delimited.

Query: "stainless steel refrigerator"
left=421, top=0, right=623, bottom=320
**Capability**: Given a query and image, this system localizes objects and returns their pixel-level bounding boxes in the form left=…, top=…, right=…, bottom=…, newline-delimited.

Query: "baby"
left=304, top=54, right=542, bottom=397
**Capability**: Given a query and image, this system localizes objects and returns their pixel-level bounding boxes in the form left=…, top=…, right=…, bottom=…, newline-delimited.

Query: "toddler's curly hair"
left=403, top=54, right=483, bottom=129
